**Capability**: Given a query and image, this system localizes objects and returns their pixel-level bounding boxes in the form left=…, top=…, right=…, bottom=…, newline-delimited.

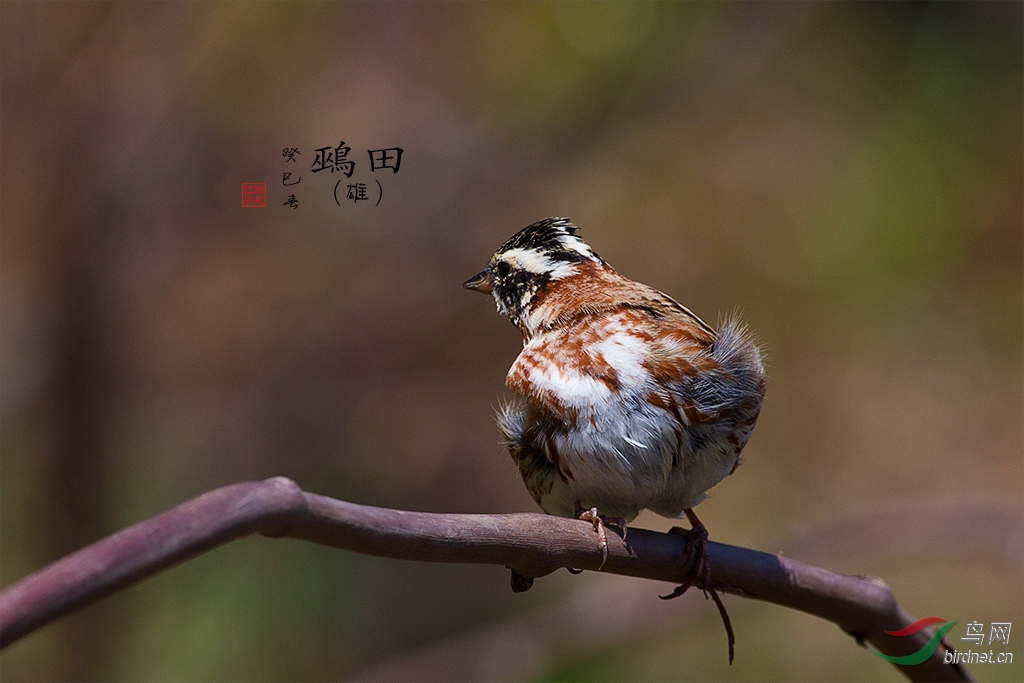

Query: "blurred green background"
left=1, top=2, right=1021, bottom=681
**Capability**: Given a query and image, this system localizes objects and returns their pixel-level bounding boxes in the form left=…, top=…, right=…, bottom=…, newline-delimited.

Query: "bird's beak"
left=462, top=269, right=492, bottom=295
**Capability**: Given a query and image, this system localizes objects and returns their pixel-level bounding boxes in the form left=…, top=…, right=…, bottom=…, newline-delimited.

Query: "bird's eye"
left=494, top=261, right=512, bottom=278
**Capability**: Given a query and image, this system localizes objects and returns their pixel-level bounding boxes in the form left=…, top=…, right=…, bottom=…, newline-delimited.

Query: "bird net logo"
left=868, top=617, right=1013, bottom=666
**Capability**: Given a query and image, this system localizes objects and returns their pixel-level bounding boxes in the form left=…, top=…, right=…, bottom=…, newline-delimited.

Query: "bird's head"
left=463, top=217, right=603, bottom=329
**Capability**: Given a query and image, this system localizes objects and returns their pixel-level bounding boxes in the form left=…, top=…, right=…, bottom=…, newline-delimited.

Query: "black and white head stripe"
left=494, top=217, right=602, bottom=267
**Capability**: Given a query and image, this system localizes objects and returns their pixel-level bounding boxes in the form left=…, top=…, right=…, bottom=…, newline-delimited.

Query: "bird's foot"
left=660, top=508, right=735, bottom=664
left=577, top=506, right=608, bottom=570
left=573, top=504, right=627, bottom=571
left=660, top=508, right=709, bottom=599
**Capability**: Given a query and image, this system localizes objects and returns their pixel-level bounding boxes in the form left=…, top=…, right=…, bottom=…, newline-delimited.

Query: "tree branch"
left=0, top=477, right=973, bottom=682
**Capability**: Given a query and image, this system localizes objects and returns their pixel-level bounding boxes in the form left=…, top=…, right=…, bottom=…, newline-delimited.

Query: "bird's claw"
left=659, top=508, right=735, bottom=664
left=574, top=506, right=628, bottom=571
left=577, top=507, right=608, bottom=569
left=659, top=515, right=709, bottom=599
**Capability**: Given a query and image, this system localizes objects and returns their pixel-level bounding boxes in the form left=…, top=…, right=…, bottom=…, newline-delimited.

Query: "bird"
left=463, top=217, right=766, bottom=628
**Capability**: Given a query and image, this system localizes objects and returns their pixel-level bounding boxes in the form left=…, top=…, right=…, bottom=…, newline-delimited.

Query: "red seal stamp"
left=241, top=182, right=266, bottom=208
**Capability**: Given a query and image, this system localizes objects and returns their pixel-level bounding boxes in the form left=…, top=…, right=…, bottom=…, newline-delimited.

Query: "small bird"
left=464, top=218, right=766, bottom=626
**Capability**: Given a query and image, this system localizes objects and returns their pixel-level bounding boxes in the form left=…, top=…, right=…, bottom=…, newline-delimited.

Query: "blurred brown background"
left=1, top=2, right=1021, bottom=681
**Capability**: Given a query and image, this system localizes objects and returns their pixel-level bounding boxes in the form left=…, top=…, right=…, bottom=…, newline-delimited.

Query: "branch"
left=0, top=477, right=973, bottom=682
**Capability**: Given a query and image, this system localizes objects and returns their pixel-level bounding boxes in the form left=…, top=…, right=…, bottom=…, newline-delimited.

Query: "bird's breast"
left=507, top=313, right=653, bottom=416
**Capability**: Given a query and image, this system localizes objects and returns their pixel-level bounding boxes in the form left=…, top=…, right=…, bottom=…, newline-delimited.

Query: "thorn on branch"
left=508, top=568, right=534, bottom=593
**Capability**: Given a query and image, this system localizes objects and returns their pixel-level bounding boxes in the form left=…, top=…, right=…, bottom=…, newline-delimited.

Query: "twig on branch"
left=0, top=477, right=973, bottom=682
